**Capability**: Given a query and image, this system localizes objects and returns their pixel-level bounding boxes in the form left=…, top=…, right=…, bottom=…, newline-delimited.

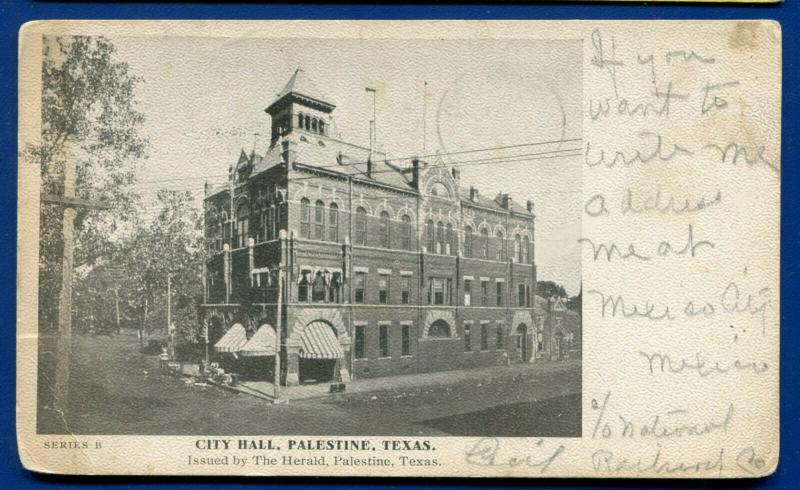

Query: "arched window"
left=514, top=234, right=522, bottom=263
left=496, top=230, right=505, bottom=261
left=464, top=226, right=473, bottom=257
left=318, top=120, right=325, bottom=135
left=298, top=271, right=311, bottom=302
left=328, top=203, right=339, bottom=242
left=311, top=118, right=318, bottom=133
left=426, top=219, right=435, bottom=253
left=523, top=235, right=531, bottom=264
left=297, top=113, right=304, bottom=129
left=446, top=223, right=455, bottom=255
left=428, top=320, right=451, bottom=338
left=313, top=200, right=325, bottom=240
left=355, top=207, right=367, bottom=245
left=436, top=221, right=445, bottom=254
left=299, top=198, right=310, bottom=238
left=304, top=115, right=311, bottom=130
left=480, top=227, right=489, bottom=259
left=236, top=203, right=250, bottom=248
left=312, top=272, right=326, bottom=302
left=379, top=211, right=391, bottom=248
left=400, top=215, right=412, bottom=250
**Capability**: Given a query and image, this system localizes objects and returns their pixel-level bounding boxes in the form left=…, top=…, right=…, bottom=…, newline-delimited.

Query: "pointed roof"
left=266, top=68, right=335, bottom=114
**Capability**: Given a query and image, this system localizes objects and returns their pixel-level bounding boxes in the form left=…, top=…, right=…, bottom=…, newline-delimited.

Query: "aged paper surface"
left=17, top=20, right=780, bottom=477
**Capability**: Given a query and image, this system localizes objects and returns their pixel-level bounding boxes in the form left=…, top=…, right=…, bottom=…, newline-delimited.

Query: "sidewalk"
left=235, top=358, right=581, bottom=402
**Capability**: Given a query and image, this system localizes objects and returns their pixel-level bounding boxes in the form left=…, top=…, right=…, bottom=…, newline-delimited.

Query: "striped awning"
left=299, top=321, right=344, bottom=359
left=239, top=324, right=277, bottom=357
left=214, top=323, right=247, bottom=353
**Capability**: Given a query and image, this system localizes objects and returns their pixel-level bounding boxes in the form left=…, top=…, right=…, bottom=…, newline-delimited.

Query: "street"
left=38, top=330, right=581, bottom=437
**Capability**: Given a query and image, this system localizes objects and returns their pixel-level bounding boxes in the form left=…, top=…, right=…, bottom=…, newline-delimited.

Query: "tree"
left=120, top=190, right=204, bottom=349
left=536, top=280, right=567, bottom=299
left=34, top=35, right=148, bottom=335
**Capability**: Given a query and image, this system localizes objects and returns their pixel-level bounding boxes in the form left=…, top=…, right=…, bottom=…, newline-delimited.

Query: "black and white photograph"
left=34, top=34, right=583, bottom=437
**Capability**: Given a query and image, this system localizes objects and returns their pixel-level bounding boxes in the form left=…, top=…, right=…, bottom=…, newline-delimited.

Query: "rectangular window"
left=464, top=324, right=472, bottom=352
left=401, top=324, right=411, bottom=356
left=401, top=276, right=410, bottom=305
left=496, top=325, right=504, bottom=349
left=463, top=279, right=472, bottom=306
left=433, top=278, right=444, bottom=305
left=379, top=324, right=389, bottom=358
left=379, top=275, right=389, bottom=304
left=518, top=284, right=526, bottom=307
left=355, top=272, right=366, bottom=304
left=496, top=281, right=504, bottom=307
left=355, top=325, right=366, bottom=359
left=526, top=285, right=532, bottom=307
left=481, top=324, right=489, bottom=351
left=481, top=281, right=489, bottom=306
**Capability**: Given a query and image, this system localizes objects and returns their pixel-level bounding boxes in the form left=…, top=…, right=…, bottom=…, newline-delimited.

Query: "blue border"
left=1, top=1, right=795, bottom=488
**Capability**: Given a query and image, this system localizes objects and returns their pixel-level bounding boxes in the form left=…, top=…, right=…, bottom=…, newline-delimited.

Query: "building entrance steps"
left=234, top=358, right=580, bottom=403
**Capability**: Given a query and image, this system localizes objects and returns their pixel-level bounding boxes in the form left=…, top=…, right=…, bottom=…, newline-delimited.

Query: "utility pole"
left=365, top=87, right=377, bottom=163
left=422, top=81, right=428, bottom=155
left=167, top=272, right=174, bottom=359
left=42, top=157, right=109, bottom=416
left=274, top=268, right=283, bottom=400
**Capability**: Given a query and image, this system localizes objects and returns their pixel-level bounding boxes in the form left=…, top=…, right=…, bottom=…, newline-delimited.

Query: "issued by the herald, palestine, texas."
left=17, top=20, right=781, bottom=477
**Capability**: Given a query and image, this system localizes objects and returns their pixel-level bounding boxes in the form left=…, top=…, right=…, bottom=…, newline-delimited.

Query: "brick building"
left=201, top=69, right=578, bottom=386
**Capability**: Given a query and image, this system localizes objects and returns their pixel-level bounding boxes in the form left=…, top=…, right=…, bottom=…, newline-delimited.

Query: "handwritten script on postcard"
left=17, top=21, right=780, bottom=477
left=577, top=22, right=780, bottom=477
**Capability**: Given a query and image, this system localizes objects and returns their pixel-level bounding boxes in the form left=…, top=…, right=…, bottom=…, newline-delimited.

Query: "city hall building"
left=201, top=69, right=578, bottom=386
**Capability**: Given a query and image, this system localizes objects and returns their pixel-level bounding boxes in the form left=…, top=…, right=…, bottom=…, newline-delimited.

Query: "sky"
left=114, top=36, right=582, bottom=295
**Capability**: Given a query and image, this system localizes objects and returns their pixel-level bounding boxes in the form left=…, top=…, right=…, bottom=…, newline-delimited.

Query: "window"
left=515, top=234, right=522, bottom=263
left=354, top=272, right=366, bottom=303
left=299, top=198, right=310, bottom=239
left=464, top=226, right=473, bottom=257
left=526, top=284, right=532, bottom=307
left=480, top=228, right=489, bottom=258
left=400, top=215, right=412, bottom=250
left=481, top=280, right=489, bottom=306
left=329, top=272, right=342, bottom=303
left=401, top=325, right=411, bottom=356
left=497, top=325, right=504, bottom=349
left=314, top=200, right=325, bottom=240
left=379, top=324, right=389, bottom=358
left=328, top=203, right=339, bottom=242
left=311, top=118, right=318, bottom=133
left=463, top=279, right=472, bottom=306
left=446, top=223, right=455, bottom=255
left=379, top=211, right=391, bottom=248
left=496, top=230, right=505, bottom=261
left=379, top=275, right=389, bottom=304
left=298, top=271, right=310, bottom=302
left=355, top=325, right=366, bottom=359
left=428, top=320, right=451, bottom=338
left=432, top=278, right=445, bottom=305
left=481, top=324, right=489, bottom=351
left=537, top=331, right=544, bottom=352
left=436, top=222, right=445, bottom=254
left=519, top=284, right=526, bottom=307
left=523, top=236, right=531, bottom=264
left=426, top=220, right=435, bottom=252
left=318, top=120, right=325, bottom=135
left=355, top=207, right=367, bottom=245
left=496, top=281, right=504, bottom=307
left=297, top=113, right=304, bottom=128
left=401, top=276, right=411, bottom=305
left=236, top=203, right=250, bottom=248
left=312, top=272, right=326, bottom=302
left=464, top=324, right=472, bottom=352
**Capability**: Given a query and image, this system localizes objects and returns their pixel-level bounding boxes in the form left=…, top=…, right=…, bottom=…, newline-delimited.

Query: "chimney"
left=411, top=159, right=420, bottom=189
left=527, top=200, right=535, bottom=214
left=366, top=158, right=373, bottom=178
left=469, top=186, right=479, bottom=202
left=502, top=193, right=512, bottom=209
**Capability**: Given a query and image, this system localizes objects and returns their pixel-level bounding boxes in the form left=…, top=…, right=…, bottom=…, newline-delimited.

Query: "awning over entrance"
left=214, top=323, right=247, bottom=353
left=240, top=324, right=277, bottom=357
left=299, top=321, right=343, bottom=359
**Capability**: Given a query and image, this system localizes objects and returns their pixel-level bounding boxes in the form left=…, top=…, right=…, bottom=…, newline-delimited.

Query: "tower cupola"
left=265, top=68, right=336, bottom=145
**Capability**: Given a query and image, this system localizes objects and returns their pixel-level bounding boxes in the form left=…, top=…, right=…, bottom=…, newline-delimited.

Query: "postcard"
left=17, top=20, right=780, bottom=477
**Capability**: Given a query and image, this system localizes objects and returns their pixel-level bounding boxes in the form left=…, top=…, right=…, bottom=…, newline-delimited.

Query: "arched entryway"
left=516, top=324, right=529, bottom=362
left=298, top=320, right=344, bottom=384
